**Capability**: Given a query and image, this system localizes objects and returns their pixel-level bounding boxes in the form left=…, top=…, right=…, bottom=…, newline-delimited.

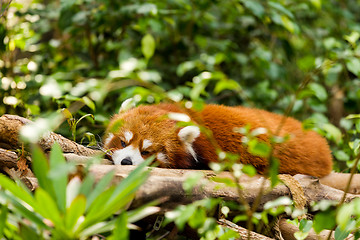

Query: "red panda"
left=103, top=102, right=333, bottom=178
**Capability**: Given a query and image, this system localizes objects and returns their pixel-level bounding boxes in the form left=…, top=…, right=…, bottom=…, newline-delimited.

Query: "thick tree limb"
left=320, top=172, right=360, bottom=194
left=87, top=165, right=360, bottom=211
left=0, top=148, right=18, bottom=169
left=0, top=114, right=102, bottom=156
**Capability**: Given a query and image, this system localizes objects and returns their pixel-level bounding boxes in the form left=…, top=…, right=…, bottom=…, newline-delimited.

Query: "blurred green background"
left=1, top=0, right=360, bottom=172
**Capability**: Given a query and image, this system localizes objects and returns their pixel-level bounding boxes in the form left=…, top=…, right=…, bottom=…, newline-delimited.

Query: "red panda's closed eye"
left=141, top=151, right=150, bottom=156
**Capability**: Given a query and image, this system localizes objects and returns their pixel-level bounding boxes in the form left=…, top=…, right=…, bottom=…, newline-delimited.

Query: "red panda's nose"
left=121, top=157, right=133, bottom=165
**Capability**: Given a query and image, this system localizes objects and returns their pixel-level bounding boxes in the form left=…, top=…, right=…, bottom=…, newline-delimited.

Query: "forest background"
left=1, top=0, right=360, bottom=239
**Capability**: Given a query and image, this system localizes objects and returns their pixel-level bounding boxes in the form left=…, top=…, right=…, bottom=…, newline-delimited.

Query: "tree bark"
left=86, top=165, right=360, bottom=210
left=0, top=114, right=102, bottom=156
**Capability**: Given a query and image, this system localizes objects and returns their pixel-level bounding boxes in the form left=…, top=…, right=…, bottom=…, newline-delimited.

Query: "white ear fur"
left=178, top=126, right=200, bottom=162
left=178, top=126, right=200, bottom=144
left=119, top=98, right=136, bottom=113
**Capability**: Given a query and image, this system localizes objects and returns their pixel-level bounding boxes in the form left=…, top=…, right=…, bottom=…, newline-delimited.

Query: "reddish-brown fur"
left=105, top=103, right=333, bottom=177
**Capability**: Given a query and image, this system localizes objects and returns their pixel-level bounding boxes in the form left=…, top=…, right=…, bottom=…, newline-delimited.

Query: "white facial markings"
left=142, top=139, right=152, bottom=150
left=112, top=145, right=145, bottom=165
left=104, top=133, right=114, bottom=146
left=124, top=131, right=133, bottom=143
left=178, top=126, right=200, bottom=162
left=156, top=152, right=168, bottom=163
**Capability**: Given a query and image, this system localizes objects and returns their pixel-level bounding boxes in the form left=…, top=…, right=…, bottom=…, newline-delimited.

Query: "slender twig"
left=0, top=0, right=12, bottom=18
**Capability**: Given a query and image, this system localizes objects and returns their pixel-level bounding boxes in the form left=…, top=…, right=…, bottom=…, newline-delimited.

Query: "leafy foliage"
left=1, top=0, right=360, bottom=239
left=0, top=143, right=156, bottom=239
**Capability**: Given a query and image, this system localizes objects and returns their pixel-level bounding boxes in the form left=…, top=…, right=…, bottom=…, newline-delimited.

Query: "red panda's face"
left=103, top=106, right=201, bottom=168
left=104, top=129, right=171, bottom=167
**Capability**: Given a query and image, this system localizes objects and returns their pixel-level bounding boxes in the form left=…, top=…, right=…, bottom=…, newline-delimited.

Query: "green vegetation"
left=1, top=0, right=360, bottom=239
left=0, top=143, right=157, bottom=239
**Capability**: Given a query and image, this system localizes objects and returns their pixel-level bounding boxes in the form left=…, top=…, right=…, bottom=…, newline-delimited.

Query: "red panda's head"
left=103, top=105, right=201, bottom=168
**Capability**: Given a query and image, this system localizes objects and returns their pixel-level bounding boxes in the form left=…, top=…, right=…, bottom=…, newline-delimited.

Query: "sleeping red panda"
left=103, top=102, right=333, bottom=178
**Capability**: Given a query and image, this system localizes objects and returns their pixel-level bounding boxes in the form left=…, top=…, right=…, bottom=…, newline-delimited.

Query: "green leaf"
left=0, top=174, right=36, bottom=207
left=79, top=174, right=95, bottom=198
left=190, top=80, right=208, bottom=100
left=78, top=187, right=116, bottom=232
left=344, top=31, right=360, bottom=48
left=19, top=222, right=43, bottom=240
left=345, top=114, right=360, bottom=119
left=174, top=205, right=197, bottom=231
left=269, top=158, right=280, bottom=187
left=334, top=150, right=350, bottom=161
left=0, top=191, right=48, bottom=229
left=141, top=34, right=156, bottom=59
left=85, top=170, right=115, bottom=209
left=79, top=220, right=115, bottom=238
left=310, top=0, right=321, bottom=9
left=294, top=231, right=309, bottom=240
left=313, top=210, right=336, bottom=233
left=76, top=114, right=94, bottom=126
left=110, top=213, right=129, bottom=240
left=242, top=164, right=257, bottom=176
left=309, top=83, right=328, bottom=101
left=322, top=123, right=342, bottom=144
left=65, top=195, right=86, bottom=232
left=81, top=132, right=97, bottom=146
left=176, top=60, right=197, bottom=77
left=299, top=219, right=313, bottom=233
left=335, top=225, right=351, bottom=240
left=49, top=143, right=68, bottom=214
left=269, top=1, right=294, bottom=18
left=0, top=204, right=8, bottom=237
left=243, top=1, right=264, bottom=18
left=346, top=57, right=360, bottom=77
left=34, top=188, right=63, bottom=228
left=127, top=205, right=160, bottom=224
left=31, top=146, right=56, bottom=199
left=188, top=208, right=206, bottom=229
left=297, top=56, right=315, bottom=72
left=264, top=196, right=292, bottom=209
left=281, top=15, right=297, bottom=33
left=248, top=139, right=271, bottom=158
left=214, top=79, right=241, bottom=95
left=80, top=158, right=152, bottom=231
left=60, top=0, right=75, bottom=9
left=82, top=96, right=96, bottom=111
left=211, top=177, right=237, bottom=188
left=336, top=202, right=353, bottom=230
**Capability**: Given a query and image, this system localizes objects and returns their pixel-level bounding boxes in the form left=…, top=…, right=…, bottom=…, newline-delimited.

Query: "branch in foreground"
left=0, top=148, right=18, bottom=169
left=1, top=114, right=360, bottom=194
left=0, top=114, right=102, bottom=156
left=87, top=165, right=360, bottom=211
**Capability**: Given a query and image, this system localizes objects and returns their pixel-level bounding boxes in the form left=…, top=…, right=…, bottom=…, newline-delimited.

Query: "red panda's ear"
left=178, top=126, right=200, bottom=162
left=178, top=126, right=200, bottom=144
left=119, top=98, right=136, bottom=113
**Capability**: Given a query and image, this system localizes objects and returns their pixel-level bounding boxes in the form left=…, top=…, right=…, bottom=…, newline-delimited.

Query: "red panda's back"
left=199, top=105, right=332, bottom=177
